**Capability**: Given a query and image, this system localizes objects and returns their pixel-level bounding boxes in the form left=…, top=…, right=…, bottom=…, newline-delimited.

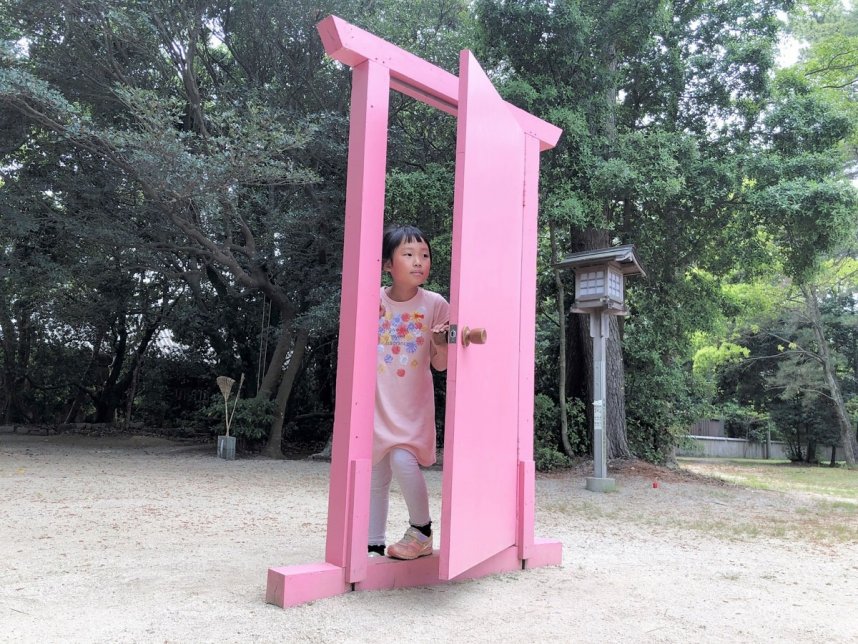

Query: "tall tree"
left=0, top=0, right=476, bottom=453
left=0, top=1, right=329, bottom=442
left=790, top=0, right=858, bottom=178
left=476, top=0, right=791, bottom=460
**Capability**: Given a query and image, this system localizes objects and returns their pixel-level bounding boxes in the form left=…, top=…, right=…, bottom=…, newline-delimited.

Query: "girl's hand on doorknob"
left=431, top=322, right=450, bottom=346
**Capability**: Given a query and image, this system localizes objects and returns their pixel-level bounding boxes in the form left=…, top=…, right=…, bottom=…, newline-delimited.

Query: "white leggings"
left=368, top=447, right=431, bottom=546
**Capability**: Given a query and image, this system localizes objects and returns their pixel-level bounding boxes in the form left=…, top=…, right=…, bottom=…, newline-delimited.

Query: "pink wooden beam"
left=267, top=539, right=561, bottom=607
left=516, top=135, right=541, bottom=561
left=266, top=563, right=347, bottom=608
left=355, top=542, right=561, bottom=591
left=517, top=460, right=536, bottom=560
left=317, top=15, right=562, bottom=151
left=523, top=539, right=563, bottom=570
left=324, top=59, right=390, bottom=578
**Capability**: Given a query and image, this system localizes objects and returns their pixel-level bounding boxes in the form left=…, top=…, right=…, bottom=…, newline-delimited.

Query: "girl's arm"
left=430, top=323, right=449, bottom=371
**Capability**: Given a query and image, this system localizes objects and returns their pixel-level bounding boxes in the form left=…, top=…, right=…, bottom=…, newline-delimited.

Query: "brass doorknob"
left=461, top=326, right=487, bottom=347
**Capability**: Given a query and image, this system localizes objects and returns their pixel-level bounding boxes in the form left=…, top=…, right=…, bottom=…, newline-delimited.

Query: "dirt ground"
left=2, top=431, right=857, bottom=644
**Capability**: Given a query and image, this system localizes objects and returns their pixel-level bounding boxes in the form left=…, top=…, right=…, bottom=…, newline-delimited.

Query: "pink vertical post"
left=517, top=135, right=542, bottom=560
left=325, top=59, right=390, bottom=580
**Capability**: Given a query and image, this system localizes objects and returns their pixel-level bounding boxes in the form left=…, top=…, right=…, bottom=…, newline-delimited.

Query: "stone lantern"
left=555, top=245, right=645, bottom=492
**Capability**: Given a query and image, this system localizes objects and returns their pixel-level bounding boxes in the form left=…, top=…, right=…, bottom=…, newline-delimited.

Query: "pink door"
left=439, top=51, right=527, bottom=580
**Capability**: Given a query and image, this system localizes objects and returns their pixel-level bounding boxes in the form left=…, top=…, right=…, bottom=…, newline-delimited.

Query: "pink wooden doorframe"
left=266, top=15, right=562, bottom=608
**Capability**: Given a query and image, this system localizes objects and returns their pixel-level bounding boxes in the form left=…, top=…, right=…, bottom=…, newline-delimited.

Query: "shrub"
left=533, top=393, right=573, bottom=471
left=200, top=395, right=276, bottom=441
left=535, top=446, right=572, bottom=471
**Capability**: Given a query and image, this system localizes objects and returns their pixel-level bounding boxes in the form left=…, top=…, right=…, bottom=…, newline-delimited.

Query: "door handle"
left=461, top=326, right=487, bottom=347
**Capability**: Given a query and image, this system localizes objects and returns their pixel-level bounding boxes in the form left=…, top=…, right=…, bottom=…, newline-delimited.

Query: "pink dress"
left=374, top=287, right=449, bottom=466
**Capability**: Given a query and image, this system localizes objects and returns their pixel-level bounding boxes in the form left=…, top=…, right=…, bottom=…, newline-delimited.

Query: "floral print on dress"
left=378, top=306, right=427, bottom=376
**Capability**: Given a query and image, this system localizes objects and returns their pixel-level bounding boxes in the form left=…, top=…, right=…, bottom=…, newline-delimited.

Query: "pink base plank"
left=267, top=540, right=561, bottom=607
left=356, top=552, right=444, bottom=591
left=266, top=562, right=348, bottom=608
left=523, top=538, right=563, bottom=569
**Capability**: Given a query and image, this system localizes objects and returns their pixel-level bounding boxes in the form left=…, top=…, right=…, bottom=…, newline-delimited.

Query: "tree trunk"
left=256, top=304, right=296, bottom=398
left=599, top=38, right=630, bottom=460
left=95, top=310, right=127, bottom=423
left=264, top=327, right=310, bottom=458
left=606, top=314, right=631, bottom=458
left=803, top=285, right=857, bottom=467
left=123, top=357, right=143, bottom=429
left=0, top=288, right=19, bottom=424
left=65, top=323, right=108, bottom=424
left=549, top=221, right=574, bottom=457
left=805, top=437, right=817, bottom=464
left=94, top=306, right=164, bottom=424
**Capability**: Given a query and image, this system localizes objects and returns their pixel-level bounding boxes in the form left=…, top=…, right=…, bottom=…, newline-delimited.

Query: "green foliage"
left=0, top=0, right=855, bottom=468
left=789, top=1, right=858, bottom=166
left=228, top=397, right=277, bottom=441
left=533, top=394, right=566, bottom=470
left=201, top=396, right=276, bottom=441
left=693, top=343, right=751, bottom=380
left=0, top=0, right=474, bottom=439
left=710, top=255, right=857, bottom=462
left=532, top=393, right=585, bottom=470
left=473, top=0, right=830, bottom=462
left=133, top=353, right=218, bottom=428
left=720, top=402, right=774, bottom=442
left=745, top=71, right=858, bottom=283
left=534, top=446, right=572, bottom=472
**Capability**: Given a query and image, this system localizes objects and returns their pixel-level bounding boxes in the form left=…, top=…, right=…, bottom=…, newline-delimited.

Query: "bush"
left=535, top=446, right=571, bottom=471
left=533, top=394, right=573, bottom=471
left=200, top=395, right=276, bottom=441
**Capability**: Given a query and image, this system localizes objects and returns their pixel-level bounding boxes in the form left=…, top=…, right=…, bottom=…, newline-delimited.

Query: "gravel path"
left=2, top=433, right=857, bottom=643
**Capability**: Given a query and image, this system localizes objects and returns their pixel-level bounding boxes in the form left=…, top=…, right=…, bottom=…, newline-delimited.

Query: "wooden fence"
left=678, top=435, right=846, bottom=461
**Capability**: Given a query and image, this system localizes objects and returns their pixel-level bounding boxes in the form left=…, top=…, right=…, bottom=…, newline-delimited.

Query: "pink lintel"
left=316, top=15, right=562, bottom=151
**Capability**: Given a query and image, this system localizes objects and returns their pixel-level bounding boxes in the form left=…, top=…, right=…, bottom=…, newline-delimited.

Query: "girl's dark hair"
left=381, top=225, right=431, bottom=263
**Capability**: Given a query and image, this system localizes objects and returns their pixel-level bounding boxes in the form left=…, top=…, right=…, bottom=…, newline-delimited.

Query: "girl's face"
left=385, top=238, right=431, bottom=289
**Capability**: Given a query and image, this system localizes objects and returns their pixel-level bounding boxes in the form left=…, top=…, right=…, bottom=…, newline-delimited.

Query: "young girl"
left=369, top=225, right=449, bottom=559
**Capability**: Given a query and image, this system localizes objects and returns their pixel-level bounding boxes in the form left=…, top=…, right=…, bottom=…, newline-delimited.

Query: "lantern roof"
left=555, top=244, right=646, bottom=278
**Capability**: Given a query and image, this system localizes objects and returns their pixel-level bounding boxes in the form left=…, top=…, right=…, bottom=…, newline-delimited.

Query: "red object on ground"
left=652, top=481, right=659, bottom=489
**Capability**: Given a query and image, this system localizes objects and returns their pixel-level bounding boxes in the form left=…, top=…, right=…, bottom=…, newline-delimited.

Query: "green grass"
left=540, top=459, right=858, bottom=545
left=678, top=457, right=858, bottom=502
left=673, top=457, right=858, bottom=545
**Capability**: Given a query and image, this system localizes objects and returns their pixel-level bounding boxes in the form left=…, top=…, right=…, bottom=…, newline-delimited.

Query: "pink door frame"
left=266, top=15, right=562, bottom=608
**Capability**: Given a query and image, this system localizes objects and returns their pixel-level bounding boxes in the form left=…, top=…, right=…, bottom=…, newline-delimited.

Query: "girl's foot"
left=386, top=526, right=433, bottom=560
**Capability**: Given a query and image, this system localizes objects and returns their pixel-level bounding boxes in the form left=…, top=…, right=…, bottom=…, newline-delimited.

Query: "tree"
left=789, top=0, right=858, bottom=178
left=711, top=259, right=858, bottom=465
left=0, top=0, right=476, bottom=454
left=0, top=1, right=331, bottom=443
left=744, top=69, right=858, bottom=465
left=476, top=0, right=792, bottom=461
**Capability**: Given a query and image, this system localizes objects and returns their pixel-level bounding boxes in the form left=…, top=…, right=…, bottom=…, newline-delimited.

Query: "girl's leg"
left=368, top=453, right=392, bottom=549
left=389, top=447, right=431, bottom=528
left=386, top=447, right=433, bottom=560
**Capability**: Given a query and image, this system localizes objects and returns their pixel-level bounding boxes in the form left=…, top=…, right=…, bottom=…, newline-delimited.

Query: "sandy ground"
left=2, top=432, right=857, bottom=644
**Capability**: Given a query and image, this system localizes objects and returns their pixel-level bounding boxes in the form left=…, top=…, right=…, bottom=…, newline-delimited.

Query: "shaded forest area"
left=1, top=0, right=856, bottom=467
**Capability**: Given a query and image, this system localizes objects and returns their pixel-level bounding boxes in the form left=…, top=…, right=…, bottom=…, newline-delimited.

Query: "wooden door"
left=439, top=51, right=527, bottom=580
